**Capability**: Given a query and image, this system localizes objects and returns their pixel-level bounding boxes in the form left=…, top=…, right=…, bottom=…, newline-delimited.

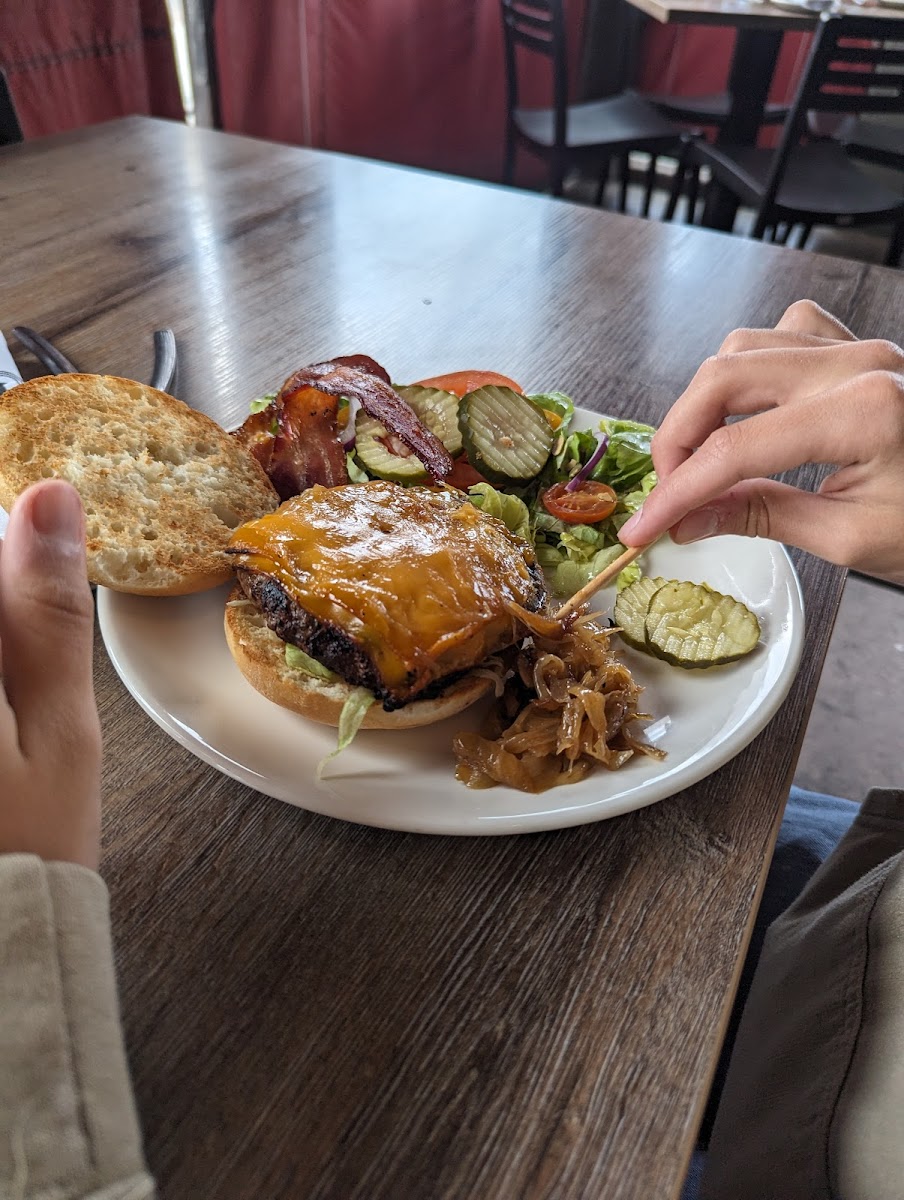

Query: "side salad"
left=246, top=367, right=657, bottom=599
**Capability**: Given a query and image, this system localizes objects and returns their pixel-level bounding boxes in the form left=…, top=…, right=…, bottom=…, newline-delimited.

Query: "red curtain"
left=1, top=0, right=813, bottom=171
left=0, top=0, right=182, bottom=138
left=214, top=0, right=585, bottom=184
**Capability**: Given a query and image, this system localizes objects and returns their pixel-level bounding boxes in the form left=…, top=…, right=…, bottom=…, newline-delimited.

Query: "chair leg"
left=616, top=154, right=630, bottom=213
left=664, top=163, right=685, bottom=223
left=796, top=223, right=813, bottom=250
left=774, top=223, right=791, bottom=246
left=641, top=155, right=658, bottom=219
left=549, top=156, right=566, bottom=198
left=503, top=127, right=516, bottom=186
left=685, top=166, right=700, bottom=226
left=751, top=211, right=771, bottom=242
left=594, top=156, right=611, bottom=207
left=885, top=217, right=904, bottom=268
left=664, top=137, right=695, bottom=224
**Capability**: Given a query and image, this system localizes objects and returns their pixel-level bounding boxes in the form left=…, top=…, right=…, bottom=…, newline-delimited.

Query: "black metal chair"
left=0, top=69, right=23, bottom=146
left=647, top=92, right=790, bottom=132
left=665, top=15, right=904, bottom=265
left=835, top=113, right=904, bottom=171
left=501, top=0, right=680, bottom=213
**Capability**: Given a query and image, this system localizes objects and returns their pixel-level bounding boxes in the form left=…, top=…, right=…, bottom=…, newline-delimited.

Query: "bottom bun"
left=224, top=588, right=492, bottom=729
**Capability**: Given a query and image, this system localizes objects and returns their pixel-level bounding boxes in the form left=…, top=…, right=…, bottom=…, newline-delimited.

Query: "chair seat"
left=646, top=91, right=789, bottom=128
left=836, top=116, right=904, bottom=169
left=514, top=91, right=678, bottom=152
left=698, top=141, right=904, bottom=219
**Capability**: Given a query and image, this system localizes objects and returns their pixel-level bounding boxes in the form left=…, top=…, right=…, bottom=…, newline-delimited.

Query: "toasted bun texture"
left=224, top=589, right=492, bottom=729
left=0, top=374, right=278, bottom=594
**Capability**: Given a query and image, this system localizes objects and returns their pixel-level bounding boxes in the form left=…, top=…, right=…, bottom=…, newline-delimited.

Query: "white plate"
left=98, top=545, right=804, bottom=838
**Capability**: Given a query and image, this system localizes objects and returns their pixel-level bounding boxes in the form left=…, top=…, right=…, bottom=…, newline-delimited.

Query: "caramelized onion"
left=453, top=615, right=664, bottom=793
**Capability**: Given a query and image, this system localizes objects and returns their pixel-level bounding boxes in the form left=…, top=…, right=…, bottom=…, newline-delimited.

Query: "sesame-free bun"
left=0, top=374, right=278, bottom=594
left=224, top=588, right=492, bottom=729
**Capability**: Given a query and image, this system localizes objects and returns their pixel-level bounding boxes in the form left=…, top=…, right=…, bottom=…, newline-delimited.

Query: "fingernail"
left=619, top=507, right=644, bottom=543
left=27, top=482, right=84, bottom=553
left=673, top=509, right=719, bottom=544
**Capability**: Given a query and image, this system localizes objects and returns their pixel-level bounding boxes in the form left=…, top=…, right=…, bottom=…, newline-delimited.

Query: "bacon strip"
left=269, top=386, right=349, bottom=499
left=294, top=354, right=391, bottom=385
left=279, top=359, right=454, bottom=482
left=233, top=407, right=277, bottom=475
left=232, top=355, right=453, bottom=499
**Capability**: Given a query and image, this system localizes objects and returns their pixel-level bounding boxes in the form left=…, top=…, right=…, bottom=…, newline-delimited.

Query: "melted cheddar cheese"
left=227, top=480, right=544, bottom=693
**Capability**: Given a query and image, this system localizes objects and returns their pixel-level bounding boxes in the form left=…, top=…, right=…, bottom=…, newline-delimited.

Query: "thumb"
left=669, top=478, right=849, bottom=562
left=0, top=481, right=99, bottom=760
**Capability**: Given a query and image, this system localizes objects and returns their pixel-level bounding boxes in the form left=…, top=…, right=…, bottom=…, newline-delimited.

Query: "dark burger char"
left=237, top=557, right=547, bottom=712
left=238, top=569, right=457, bottom=711
left=237, top=569, right=393, bottom=701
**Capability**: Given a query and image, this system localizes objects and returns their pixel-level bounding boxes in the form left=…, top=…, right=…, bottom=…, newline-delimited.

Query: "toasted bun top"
left=224, top=588, right=492, bottom=730
left=0, top=374, right=278, bottom=594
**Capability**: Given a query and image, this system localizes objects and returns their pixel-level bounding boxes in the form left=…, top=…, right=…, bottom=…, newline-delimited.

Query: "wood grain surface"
left=623, top=0, right=904, bottom=29
left=0, top=118, right=895, bottom=1200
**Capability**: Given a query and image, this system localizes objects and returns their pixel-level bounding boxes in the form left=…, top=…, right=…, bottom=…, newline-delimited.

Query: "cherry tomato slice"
left=412, top=370, right=523, bottom=398
left=542, top=481, right=617, bottom=524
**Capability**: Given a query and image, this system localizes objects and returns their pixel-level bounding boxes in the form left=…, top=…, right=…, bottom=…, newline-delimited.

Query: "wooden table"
left=626, top=0, right=895, bottom=31
left=2, top=117, right=902, bottom=1199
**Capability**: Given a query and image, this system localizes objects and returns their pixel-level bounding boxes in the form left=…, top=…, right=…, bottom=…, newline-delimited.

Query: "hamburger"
left=224, top=478, right=553, bottom=731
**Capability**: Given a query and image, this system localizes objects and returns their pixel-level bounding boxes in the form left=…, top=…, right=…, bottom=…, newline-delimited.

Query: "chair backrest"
left=500, top=0, right=568, bottom=149
left=760, top=15, right=904, bottom=215
left=0, top=69, right=23, bottom=147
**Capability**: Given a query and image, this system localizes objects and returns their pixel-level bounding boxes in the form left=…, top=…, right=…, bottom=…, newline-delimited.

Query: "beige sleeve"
left=0, top=853, right=155, bottom=1200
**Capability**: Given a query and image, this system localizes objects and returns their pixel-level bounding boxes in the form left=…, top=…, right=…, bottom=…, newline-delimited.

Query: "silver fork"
left=12, top=325, right=178, bottom=394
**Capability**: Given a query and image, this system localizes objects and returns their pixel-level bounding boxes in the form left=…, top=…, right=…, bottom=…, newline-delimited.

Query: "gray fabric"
left=701, top=789, right=904, bottom=1200
left=0, top=854, right=154, bottom=1200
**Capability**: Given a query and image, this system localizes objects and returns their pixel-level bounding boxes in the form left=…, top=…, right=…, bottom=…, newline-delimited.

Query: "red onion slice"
left=564, top=432, right=608, bottom=492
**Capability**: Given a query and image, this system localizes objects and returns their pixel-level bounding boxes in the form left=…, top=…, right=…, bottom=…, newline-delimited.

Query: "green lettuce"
left=618, top=468, right=658, bottom=516
left=553, top=428, right=599, bottom=478
left=592, top=418, right=656, bottom=491
left=532, top=509, right=567, bottom=538
left=285, top=644, right=337, bottom=681
left=316, top=687, right=376, bottom=779
left=249, top=393, right=277, bottom=414
left=467, top=483, right=531, bottom=542
left=616, top=562, right=642, bottom=591
left=551, top=543, right=625, bottom=598
left=337, top=688, right=376, bottom=751
left=525, top=391, right=575, bottom=434
left=558, top=522, right=610, bottom=562
left=535, top=541, right=565, bottom=571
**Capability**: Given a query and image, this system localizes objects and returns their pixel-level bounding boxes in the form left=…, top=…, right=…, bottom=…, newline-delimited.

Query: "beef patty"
left=229, top=481, right=549, bottom=709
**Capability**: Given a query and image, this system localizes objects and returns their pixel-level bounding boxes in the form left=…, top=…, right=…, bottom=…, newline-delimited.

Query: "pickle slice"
left=644, top=580, right=761, bottom=668
left=613, top=575, right=668, bottom=651
left=354, top=410, right=429, bottom=483
left=396, top=385, right=462, bottom=456
left=459, top=385, right=554, bottom=486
